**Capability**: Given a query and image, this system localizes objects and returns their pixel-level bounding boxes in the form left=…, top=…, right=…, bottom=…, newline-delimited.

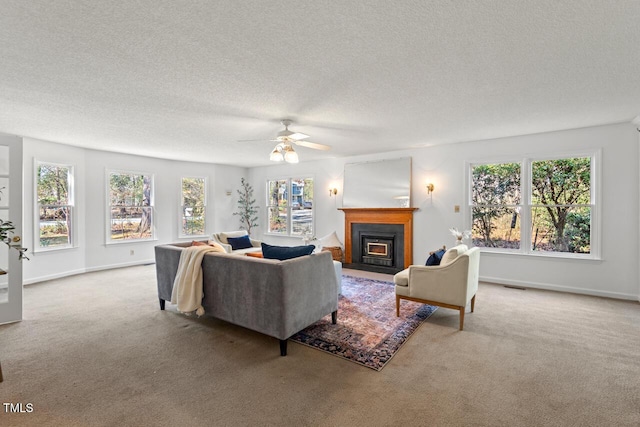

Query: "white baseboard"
left=24, top=260, right=155, bottom=285
left=84, top=259, right=155, bottom=274
left=480, top=275, right=639, bottom=301
left=24, top=268, right=88, bottom=285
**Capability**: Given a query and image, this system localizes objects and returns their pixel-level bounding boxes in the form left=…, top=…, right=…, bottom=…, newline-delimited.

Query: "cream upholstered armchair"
left=393, top=244, right=480, bottom=330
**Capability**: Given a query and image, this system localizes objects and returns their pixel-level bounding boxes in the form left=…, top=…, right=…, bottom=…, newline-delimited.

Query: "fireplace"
left=339, top=208, right=417, bottom=275
left=351, top=224, right=403, bottom=273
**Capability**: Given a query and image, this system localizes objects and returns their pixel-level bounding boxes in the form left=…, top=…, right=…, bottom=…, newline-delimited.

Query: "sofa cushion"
left=440, top=244, right=468, bottom=266
left=228, top=235, right=253, bottom=250
left=218, top=230, right=248, bottom=244
left=425, top=248, right=446, bottom=266
left=394, top=268, right=409, bottom=286
left=261, top=243, right=315, bottom=261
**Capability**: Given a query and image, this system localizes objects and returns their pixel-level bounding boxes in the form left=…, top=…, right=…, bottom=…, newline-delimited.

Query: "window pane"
left=37, top=164, right=70, bottom=205
left=291, top=178, right=313, bottom=235
left=532, top=158, right=591, bottom=205
left=268, top=206, right=288, bottom=234
left=182, top=206, right=205, bottom=236
left=110, top=207, right=152, bottom=240
left=472, top=207, right=521, bottom=249
left=110, top=173, right=151, bottom=206
left=267, top=180, right=288, bottom=207
left=531, top=206, right=590, bottom=253
left=182, top=177, right=205, bottom=206
left=39, top=206, right=71, bottom=247
left=472, top=163, right=521, bottom=205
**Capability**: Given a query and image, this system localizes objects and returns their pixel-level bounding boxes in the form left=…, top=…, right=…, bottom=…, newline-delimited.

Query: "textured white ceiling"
left=1, top=1, right=639, bottom=167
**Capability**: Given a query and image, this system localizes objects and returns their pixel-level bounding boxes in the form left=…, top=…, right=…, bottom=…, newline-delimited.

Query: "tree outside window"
left=181, top=177, right=206, bottom=236
left=36, top=162, right=73, bottom=249
left=108, top=171, right=153, bottom=241
left=266, top=178, right=313, bottom=236
left=471, top=163, right=521, bottom=249
left=470, top=155, right=594, bottom=256
left=531, top=157, right=591, bottom=253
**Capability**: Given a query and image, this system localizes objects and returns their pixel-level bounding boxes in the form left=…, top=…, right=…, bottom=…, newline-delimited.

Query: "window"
left=469, top=153, right=597, bottom=257
left=180, top=177, right=206, bottom=237
left=35, top=162, right=74, bottom=250
left=108, top=170, right=154, bottom=242
left=266, top=178, right=313, bottom=236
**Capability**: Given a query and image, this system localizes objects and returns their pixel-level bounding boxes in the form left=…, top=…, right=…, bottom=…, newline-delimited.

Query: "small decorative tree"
left=233, top=178, right=259, bottom=236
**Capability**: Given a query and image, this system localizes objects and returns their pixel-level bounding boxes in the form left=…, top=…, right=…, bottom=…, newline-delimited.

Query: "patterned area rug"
left=290, top=275, right=437, bottom=371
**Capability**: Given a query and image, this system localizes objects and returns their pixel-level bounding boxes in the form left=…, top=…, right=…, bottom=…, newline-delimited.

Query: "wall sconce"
left=329, top=187, right=338, bottom=197
left=426, top=182, right=435, bottom=195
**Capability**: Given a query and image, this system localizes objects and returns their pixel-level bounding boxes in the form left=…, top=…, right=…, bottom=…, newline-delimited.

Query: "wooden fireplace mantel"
left=338, top=208, right=418, bottom=267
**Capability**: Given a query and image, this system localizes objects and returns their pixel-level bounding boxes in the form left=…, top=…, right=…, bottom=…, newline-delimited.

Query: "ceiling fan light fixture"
left=270, top=144, right=284, bottom=162
left=283, top=144, right=299, bottom=163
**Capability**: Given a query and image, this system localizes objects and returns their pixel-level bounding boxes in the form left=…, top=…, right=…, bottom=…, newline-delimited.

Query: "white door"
left=0, top=134, right=23, bottom=324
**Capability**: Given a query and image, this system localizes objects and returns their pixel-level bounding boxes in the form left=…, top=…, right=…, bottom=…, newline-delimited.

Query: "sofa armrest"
left=210, top=235, right=232, bottom=253
left=154, top=244, right=184, bottom=301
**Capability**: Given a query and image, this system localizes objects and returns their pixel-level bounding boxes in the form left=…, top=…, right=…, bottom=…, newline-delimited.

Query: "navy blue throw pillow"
left=227, top=235, right=253, bottom=250
left=261, top=243, right=315, bottom=261
left=425, top=249, right=446, bottom=266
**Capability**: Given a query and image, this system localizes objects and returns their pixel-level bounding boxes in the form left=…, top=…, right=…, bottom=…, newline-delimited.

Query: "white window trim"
left=265, top=176, right=315, bottom=237
left=178, top=176, right=208, bottom=239
left=465, top=149, right=601, bottom=260
left=105, top=168, right=156, bottom=245
left=33, top=159, right=76, bottom=253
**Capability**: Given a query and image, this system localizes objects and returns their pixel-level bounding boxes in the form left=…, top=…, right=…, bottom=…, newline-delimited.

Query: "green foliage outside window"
left=37, top=164, right=72, bottom=248
left=181, top=177, right=206, bottom=236
left=109, top=172, right=153, bottom=240
left=471, top=157, right=592, bottom=254
left=531, top=158, right=591, bottom=253
left=471, top=163, right=521, bottom=249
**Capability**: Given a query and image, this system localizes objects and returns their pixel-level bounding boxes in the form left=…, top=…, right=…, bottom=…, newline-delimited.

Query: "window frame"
left=179, top=176, right=208, bottom=238
left=105, top=168, right=156, bottom=244
left=265, top=176, right=315, bottom=237
left=466, top=150, right=601, bottom=259
left=33, top=160, right=75, bottom=252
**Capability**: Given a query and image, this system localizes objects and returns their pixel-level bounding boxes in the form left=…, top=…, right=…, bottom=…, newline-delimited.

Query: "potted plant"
left=233, top=177, right=259, bottom=236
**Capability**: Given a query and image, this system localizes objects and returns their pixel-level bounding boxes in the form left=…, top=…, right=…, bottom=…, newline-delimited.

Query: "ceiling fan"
left=243, top=119, right=331, bottom=163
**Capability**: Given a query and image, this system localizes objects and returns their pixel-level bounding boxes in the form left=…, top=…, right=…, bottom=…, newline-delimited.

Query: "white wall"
left=22, top=137, right=247, bottom=283
left=250, top=122, right=640, bottom=300
left=18, top=122, right=640, bottom=300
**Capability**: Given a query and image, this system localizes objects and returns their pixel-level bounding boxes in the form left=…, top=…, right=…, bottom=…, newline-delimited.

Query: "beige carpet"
left=0, top=265, right=639, bottom=427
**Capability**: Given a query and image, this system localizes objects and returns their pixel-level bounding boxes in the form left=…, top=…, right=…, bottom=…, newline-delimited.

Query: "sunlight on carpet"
left=290, top=275, right=437, bottom=371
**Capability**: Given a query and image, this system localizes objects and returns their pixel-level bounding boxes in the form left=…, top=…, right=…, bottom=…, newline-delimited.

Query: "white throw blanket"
left=171, top=245, right=223, bottom=316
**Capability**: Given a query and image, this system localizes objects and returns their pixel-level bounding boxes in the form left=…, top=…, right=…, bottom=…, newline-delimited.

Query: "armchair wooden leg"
left=471, top=294, right=476, bottom=313
left=396, top=295, right=400, bottom=317
left=459, top=308, right=465, bottom=331
left=0, top=361, right=3, bottom=382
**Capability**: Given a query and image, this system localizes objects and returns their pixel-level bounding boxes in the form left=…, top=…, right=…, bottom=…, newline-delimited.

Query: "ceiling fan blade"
left=293, top=140, right=331, bottom=151
left=289, top=132, right=309, bottom=140
left=236, top=138, right=271, bottom=143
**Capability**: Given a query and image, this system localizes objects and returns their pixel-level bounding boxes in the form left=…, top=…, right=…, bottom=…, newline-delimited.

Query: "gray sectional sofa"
left=154, top=242, right=339, bottom=355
